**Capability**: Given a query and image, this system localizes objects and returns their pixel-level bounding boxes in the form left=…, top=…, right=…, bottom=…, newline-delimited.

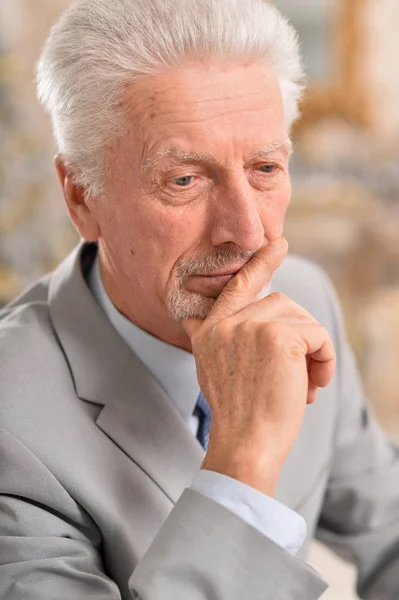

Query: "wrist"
left=200, top=450, right=282, bottom=497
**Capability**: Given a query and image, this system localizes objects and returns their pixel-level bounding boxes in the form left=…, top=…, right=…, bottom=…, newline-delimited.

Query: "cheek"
left=258, top=184, right=290, bottom=237
left=131, top=204, right=202, bottom=276
left=278, top=175, right=292, bottom=206
left=107, top=196, right=186, bottom=249
left=264, top=185, right=291, bottom=216
left=144, top=209, right=195, bottom=252
left=146, top=215, right=199, bottom=294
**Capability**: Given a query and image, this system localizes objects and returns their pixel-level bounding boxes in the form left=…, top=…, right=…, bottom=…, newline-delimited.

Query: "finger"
left=210, top=237, right=288, bottom=322
left=309, top=352, right=336, bottom=389
left=306, top=382, right=319, bottom=405
left=182, top=237, right=288, bottom=339
left=274, top=321, right=335, bottom=388
left=307, top=356, right=320, bottom=405
left=231, top=293, right=317, bottom=326
left=302, top=324, right=336, bottom=388
left=263, top=320, right=335, bottom=388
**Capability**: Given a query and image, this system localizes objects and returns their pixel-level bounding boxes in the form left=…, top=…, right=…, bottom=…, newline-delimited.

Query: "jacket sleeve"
left=129, top=487, right=327, bottom=600
left=315, top=274, right=399, bottom=600
left=190, top=469, right=307, bottom=555
left=0, top=428, right=328, bottom=600
left=0, top=427, right=122, bottom=599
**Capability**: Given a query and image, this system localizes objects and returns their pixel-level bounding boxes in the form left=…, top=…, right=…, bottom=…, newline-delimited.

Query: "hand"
left=182, top=237, right=336, bottom=496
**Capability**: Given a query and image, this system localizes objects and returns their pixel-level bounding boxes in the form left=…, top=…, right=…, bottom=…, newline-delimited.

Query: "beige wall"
left=367, top=0, right=399, bottom=138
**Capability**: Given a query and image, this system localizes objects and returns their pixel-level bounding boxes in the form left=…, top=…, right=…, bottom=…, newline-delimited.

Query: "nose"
left=209, top=178, right=266, bottom=252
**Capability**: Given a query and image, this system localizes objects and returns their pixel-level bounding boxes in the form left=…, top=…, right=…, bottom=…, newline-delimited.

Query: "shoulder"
left=1, top=297, right=57, bottom=366
left=274, top=254, right=330, bottom=292
left=0, top=273, right=62, bottom=379
left=0, top=298, right=78, bottom=438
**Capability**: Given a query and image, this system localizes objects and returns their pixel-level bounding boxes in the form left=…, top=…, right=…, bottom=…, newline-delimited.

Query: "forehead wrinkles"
left=146, top=92, right=277, bottom=123
left=128, top=65, right=281, bottom=122
left=124, top=68, right=286, bottom=169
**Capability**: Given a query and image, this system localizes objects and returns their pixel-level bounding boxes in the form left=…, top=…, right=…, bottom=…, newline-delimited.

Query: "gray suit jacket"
left=1, top=241, right=399, bottom=600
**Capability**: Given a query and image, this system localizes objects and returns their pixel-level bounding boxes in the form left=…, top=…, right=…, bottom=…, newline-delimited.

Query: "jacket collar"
left=47, top=241, right=329, bottom=511
left=48, top=241, right=204, bottom=504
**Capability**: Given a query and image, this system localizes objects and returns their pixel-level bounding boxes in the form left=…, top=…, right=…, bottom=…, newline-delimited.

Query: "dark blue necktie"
left=194, top=391, right=211, bottom=450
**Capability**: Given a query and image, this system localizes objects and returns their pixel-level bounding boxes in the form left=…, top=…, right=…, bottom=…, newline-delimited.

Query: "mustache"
left=176, top=246, right=256, bottom=281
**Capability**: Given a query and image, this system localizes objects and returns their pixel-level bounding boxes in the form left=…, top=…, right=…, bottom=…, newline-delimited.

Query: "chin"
left=167, top=289, right=216, bottom=323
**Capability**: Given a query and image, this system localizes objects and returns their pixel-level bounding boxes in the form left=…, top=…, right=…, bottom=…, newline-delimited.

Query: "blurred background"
left=0, top=1, right=398, bottom=598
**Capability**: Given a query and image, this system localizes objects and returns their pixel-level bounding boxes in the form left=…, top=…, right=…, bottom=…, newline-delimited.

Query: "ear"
left=55, top=155, right=100, bottom=242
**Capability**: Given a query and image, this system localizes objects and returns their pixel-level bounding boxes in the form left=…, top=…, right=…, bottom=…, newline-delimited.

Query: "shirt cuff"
left=190, top=469, right=307, bottom=555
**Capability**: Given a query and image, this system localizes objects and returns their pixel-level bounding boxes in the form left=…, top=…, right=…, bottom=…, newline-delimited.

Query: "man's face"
left=92, top=60, right=291, bottom=342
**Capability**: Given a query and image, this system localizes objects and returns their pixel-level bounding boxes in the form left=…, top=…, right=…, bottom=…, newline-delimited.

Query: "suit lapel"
left=96, top=374, right=204, bottom=504
left=48, top=242, right=204, bottom=505
left=48, top=241, right=329, bottom=513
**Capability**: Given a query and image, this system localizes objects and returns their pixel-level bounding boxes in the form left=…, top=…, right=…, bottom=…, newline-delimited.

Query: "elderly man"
left=1, top=0, right=399, bottom=598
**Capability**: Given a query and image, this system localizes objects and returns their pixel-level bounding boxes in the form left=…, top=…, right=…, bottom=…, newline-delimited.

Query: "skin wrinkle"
left=143, top=140, right=292, bottom=174
left=69, top=61, right=291, bottom=352
left=141, top=107, right=277, bottom=126
left=132, top=71, right=281, bottom=129
left=144, top=104, right=277, bottom=120
left=145, top=77, right=266, bottom=104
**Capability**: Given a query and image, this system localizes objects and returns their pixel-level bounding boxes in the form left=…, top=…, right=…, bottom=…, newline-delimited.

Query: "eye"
left=258, top=164, right=277, bottom=174
left=173, top=176, right=194, bottom=187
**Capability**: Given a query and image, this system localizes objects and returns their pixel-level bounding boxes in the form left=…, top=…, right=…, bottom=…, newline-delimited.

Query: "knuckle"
left=267, top=292, right=313, bottom=321
left=268, top=291, right=289, bottom=304
left=317, top=324, right=330, bottom=342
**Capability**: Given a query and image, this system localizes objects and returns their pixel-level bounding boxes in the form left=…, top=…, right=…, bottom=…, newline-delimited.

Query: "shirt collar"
left=87, top=253, right=200, bottom=422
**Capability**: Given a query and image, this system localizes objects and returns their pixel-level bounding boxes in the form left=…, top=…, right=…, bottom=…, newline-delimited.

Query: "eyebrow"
left=143, top=139, right=293, bottom=171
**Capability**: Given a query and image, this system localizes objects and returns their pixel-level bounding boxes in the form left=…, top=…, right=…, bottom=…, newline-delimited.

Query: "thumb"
left=182, top=237, right=288, bottom=339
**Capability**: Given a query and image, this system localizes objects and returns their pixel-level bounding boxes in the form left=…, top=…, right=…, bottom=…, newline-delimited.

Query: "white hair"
left=36, top=0, right=305, bottom=196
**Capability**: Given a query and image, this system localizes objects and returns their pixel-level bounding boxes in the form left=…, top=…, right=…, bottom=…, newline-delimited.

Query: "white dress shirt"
left=87, top=255, right=306, bottom=555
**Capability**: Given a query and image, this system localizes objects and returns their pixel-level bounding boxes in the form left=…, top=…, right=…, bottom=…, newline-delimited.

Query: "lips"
left=198, top=264, right=247, bottom=277
left=199, top=271, right=238, bottom=278
left=188, top=273, right=237, bottom=298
